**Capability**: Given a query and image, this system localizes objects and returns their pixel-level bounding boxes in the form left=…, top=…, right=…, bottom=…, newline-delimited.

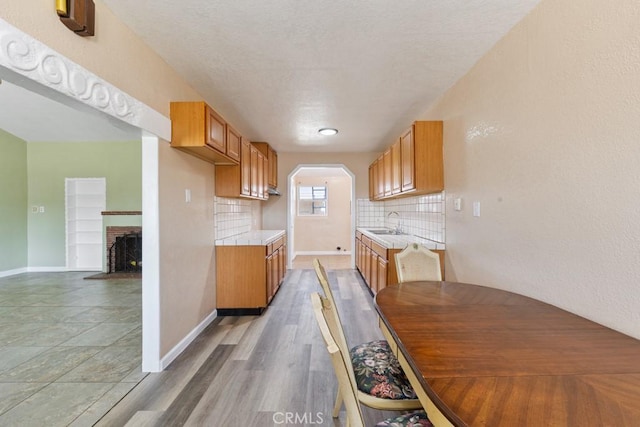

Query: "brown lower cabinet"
left=355, top=231, right=444, bottom=294
left=216, top=234, right=287, bottom=315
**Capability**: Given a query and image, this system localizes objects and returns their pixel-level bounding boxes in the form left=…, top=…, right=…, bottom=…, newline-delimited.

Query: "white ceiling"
left=0, top=1, right=541, bottom=149
left=99, top=0, right=542, bottom=153
left=0, top=79, right=140, bottom=143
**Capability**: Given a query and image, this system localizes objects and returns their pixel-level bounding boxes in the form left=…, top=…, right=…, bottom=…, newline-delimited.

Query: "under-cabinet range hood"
left=267, top=187, right=281, bottom=196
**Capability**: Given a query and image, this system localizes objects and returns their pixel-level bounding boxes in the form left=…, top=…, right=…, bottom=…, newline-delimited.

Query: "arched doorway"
left=287, top=164, right=355, bottom=269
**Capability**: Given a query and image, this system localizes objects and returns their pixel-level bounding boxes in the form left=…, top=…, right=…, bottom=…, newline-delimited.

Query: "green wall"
left=27, top=141, right=142, bottom=267
left=0, top=130, right=28, bottom=272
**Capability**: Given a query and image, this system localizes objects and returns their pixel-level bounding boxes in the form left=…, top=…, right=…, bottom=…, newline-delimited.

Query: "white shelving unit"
left=65, top=178, right=106, bottom=271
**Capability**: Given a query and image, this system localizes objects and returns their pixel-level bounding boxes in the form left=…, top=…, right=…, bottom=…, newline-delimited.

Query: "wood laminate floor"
left=98, top=266, right=402, bottom=426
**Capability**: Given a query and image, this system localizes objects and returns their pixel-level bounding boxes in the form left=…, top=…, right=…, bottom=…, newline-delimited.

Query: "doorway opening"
left=287, top=165, right=355, bottom=270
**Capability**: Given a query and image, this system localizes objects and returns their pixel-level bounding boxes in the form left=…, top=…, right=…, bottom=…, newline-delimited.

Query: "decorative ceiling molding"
left=0, top=17, right=170, bottom=140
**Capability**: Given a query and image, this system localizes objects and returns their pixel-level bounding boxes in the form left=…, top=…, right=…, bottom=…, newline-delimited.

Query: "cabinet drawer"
left=371, top=241, right=387, bottom=260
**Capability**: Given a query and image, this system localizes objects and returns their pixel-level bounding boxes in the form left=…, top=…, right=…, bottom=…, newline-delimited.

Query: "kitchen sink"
left=366, top=229, right=406, bottom=235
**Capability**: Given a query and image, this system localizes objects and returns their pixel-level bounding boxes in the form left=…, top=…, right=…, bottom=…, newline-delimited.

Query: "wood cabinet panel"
left=383, top=148, right=392, bottom=197
left=391, top=140, right=401, bottom=195
left=216, top=234, right=287, bottom=313
left=369, top=121, right=443, bottom=200
left=206, top=107, right=226, bottom=153
left=253, top=142, right=278, bottom=189
left=216, top=246, right=267, bottom=309
left=170, top=101, right=238, bottom=165
left=226, top=124, right=241, bottom=162
left=215, top=140, right=268, bottom=200
left=400, top=127, right=415, bottom=192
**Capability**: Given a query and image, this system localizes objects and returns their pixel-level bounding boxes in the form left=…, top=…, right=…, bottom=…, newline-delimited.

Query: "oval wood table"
left=374, top=281, right=640, bottom=426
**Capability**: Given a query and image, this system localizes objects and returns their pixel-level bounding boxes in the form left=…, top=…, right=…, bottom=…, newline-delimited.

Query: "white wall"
left=425, top=0, right=640, bottom=339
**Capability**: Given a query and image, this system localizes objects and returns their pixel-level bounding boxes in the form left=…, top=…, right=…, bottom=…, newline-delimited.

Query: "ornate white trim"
left=0, top=18, right=170, bottom=140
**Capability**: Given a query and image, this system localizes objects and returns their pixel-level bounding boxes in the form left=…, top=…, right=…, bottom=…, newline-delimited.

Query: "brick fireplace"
left=102, top=211, right=142, bottom=274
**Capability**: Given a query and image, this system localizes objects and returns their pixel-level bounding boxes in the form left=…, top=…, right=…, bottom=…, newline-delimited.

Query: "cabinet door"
left=391, top=139, right=402, bottom=195
left=250, top=145, right=259, bottom=197
left=272, top=249, right=280, bottom=294
left=400, top=126, right=415, bottom=192
left=206, top=107, right=226, bottom=153
left=364, top=246, right=372, bottom=285
left=370, top=253, right=379, bottom=293
left=240, top=139, right=251, bottom=196
left=226, top=124, right=241, bottom=162
left=269, top=148, right=278, bottom=188
left=266, top=254, right=274, bottom=302
left=257, top=151, right=265, bottom=199
left=383, top=148, right=392, bottom=197
left=378, top=257, right=388, bottom=292
left=375, top=158, right=384, bottom=199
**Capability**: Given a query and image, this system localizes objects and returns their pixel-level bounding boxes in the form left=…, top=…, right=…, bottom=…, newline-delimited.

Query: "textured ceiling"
left=100, top=0, right=541, bottom=152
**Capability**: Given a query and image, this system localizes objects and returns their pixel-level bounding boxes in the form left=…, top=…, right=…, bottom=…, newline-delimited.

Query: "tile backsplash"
left=214, top=196, right=255, bottom=240
left=357, top=192, right=445, bottom=243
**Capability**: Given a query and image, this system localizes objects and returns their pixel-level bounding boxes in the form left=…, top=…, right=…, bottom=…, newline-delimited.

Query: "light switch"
left=454, top=198, right=462, bottom=211
left=185, top=189, right=191, bottom=203
left=473, top=201, right=480, bottom=217
left=31, top=206, right=38, bottom=213
left=39, top=206, right=45, bottom=213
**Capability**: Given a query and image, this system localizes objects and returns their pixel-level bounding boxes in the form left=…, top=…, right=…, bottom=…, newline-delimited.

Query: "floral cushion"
left=349, top=340, right=417, bottom=400
left=375, top=411, right=434, bottom=427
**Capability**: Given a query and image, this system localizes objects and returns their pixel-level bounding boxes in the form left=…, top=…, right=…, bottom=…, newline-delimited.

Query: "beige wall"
left=158, top=142, right=216, bottom=355
left=293, top=175, right=352, bottom=253
left=2, top=2, right=221, bottom=359
left=262, top=152, right=379, bottom=230
left=425, top=0, right=640, bottom=338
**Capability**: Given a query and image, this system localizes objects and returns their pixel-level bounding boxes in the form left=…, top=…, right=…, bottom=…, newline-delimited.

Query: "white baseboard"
left=160, top=309, right=218, bottom=370
left=294, top=251, right=352, bottom=256
left=0, top=267, right=28, bottom=278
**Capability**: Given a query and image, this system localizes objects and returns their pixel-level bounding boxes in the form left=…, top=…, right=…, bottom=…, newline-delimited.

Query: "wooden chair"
left=312, top=259, right=422, bottom=417
left=394, top=243, right=442, bottom=283
left=311, top=292, right=433, bottom=427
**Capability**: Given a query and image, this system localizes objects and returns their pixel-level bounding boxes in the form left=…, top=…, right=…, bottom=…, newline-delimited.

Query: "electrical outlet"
left=39, top=206, right=45, bottom=213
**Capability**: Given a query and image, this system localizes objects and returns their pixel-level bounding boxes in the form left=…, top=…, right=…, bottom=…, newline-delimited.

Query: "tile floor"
left=0, top=272, right=144, bottom=426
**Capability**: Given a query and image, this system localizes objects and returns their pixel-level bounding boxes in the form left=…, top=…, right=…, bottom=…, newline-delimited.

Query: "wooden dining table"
left=374, top=281, right=640, bottom=426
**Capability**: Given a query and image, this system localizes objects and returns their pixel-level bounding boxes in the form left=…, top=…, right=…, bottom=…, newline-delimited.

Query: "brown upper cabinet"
left=170, top=101, right=239, bottom=165
left=216, top=140, right=270, bottom=201
left=253, top=142, right=278, bottom=189
left=369, top=121, right=443, bottom=200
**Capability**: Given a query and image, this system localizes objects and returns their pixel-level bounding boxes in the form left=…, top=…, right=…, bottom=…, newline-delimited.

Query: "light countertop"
left=215, top=230, right=285, bottom=246
left=357, top=228, right=445, bottom=250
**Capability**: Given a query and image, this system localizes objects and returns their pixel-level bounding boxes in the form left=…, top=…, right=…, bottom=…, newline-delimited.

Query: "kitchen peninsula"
left=215, top=230, right=287, bottom=315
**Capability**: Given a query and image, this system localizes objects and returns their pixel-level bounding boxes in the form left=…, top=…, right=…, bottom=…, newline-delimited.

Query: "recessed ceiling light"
left=318, top=128, right=338, bottom=136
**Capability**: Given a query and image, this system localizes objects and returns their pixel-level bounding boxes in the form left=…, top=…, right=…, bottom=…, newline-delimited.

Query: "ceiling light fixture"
left=318, top=128, right=338, bottom=136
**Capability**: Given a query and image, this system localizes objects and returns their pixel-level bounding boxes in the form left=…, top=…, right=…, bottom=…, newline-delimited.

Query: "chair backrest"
left=395, top=243, right=442, bottom=283
left=312, top=259, right=350, bottom=357
left=310, top=292, right=365, bottom=427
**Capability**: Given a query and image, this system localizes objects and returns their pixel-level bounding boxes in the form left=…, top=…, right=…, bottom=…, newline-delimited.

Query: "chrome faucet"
left=387, top=211, right=402, bottom=234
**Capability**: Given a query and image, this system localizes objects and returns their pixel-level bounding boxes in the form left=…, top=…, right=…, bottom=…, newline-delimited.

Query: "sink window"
left=298, top=185, right=327, bottom=216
